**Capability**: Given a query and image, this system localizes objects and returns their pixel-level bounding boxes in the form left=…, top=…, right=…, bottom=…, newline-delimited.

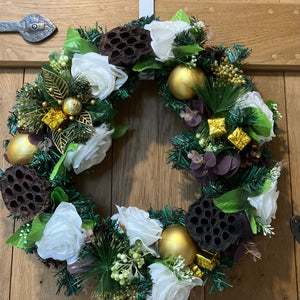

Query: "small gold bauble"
left=42, top=102, right=47, bottom=107
left=90, top=100, right=96, bottom=105
left=57, top=100, right=63, bottom=105
left=69, top=116, right=74, bottom=121
left=6, top=133, right=38, bottom=165
left=158, top=225, right=197, bottom=266
left=168, top=65, right=206, bottom=100
left=62, top=97, right=82, bottom=116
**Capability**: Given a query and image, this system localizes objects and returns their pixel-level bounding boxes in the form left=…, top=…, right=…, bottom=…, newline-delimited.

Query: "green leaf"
left=51, top=187, right=69, bottom=209
left=112, top=124, right=130, bottom=139
left=63, top=28, right=98, bottom=57
left=246, top=107, right=272, bottom=137
left=245, top=209, right=257, bottom=234
left=259, top=179, right=271, bottom=195
left=50, top=143, right=78, bottom=181
left=85, top=100, right=117, bottom=125
left=82, top=219, right=96, bottom=231
left=27, top=213, right=52, bottom=245
left=132, top=56, right=163, bottom=72
left=6, top=222, right=32, bottom=249
left=171, top=9, right=190, bottom=24
left=173, top=44, right=204, bottom=60
left=213, top=188, right=250, bottom=213
left=247, top=128, right=260, bottom=142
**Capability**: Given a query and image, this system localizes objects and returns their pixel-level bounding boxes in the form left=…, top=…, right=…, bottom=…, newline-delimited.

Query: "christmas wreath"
left=0, top=9, right=282, bottom=300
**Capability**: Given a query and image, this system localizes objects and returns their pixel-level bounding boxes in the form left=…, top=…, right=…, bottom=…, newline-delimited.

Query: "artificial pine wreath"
left=0, top=9, right=282, bottom=300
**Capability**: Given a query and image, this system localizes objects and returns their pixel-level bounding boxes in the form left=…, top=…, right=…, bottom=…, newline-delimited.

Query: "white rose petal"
left=64, top=124, right=114, bottom=174
left=36, top=202, right=85, bottom=265
left=235, top=91, right=275, bottom=143
left=144, top=20, right=191, bottom=62
left=112, top=206, right=163, bottom=257
left=248, top=180, right=279, bottom=225
left=147, top=263, right=203, bottom=300
left=71, top=52, right=128, bottom=100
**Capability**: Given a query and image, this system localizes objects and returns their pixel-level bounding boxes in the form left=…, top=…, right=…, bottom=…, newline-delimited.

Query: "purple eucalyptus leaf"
left=213, top=154, right=232, bottom=175
left=3, top=153, right=10, bottom=164
left=204, top=151, right=216, bottom=168
left=186, top=115, right=202, bottom=127
left=234, top=243, right=247, bottom=261
left=231, top=152, right=241, bottom=169
left=224, top=153, right=241, bottom=178
left=187, top=98, right=204, bottom=111
left=240, top=214, right=256, bottom=242
left=224, top=167, right=239, bottom=178
left=67, top=257, right=94, bottom=275
left=28, top=131, right=44, bottom=146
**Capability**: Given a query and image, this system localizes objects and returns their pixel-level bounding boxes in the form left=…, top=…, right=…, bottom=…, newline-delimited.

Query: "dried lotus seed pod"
left=185, top=194, right=243, bottom=252
left=0, top=164, right=51, bottom=219
left=99, top=26, right=152, bottom=66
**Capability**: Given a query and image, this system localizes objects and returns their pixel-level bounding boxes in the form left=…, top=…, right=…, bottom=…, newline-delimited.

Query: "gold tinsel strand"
left=211, top=56, right=246, bottom=86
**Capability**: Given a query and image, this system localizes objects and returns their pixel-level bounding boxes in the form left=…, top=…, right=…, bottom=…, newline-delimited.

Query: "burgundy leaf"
left=67, top=257, right=94, bottom=275
left=3, top=153, right=10, bottom=164
left=28, top=131, right=44, bottom=146
left=204, top=151, right=216, bottom=168
left=213, top=154, right=231, bottom=175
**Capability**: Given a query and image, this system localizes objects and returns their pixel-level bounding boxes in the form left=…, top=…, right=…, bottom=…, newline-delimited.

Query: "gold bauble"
left=62, top=97, right=82, bottom=116
left=168, top=65, right=206, bottom=100
left=158, top=225, right=197, bottom=266
left=6, top=133, right=38, bottom=165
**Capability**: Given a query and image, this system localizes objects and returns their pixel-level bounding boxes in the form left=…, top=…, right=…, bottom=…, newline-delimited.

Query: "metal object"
left=291, top=216, right=300, bottom=243
left=0, top=14, right=56, bottom=43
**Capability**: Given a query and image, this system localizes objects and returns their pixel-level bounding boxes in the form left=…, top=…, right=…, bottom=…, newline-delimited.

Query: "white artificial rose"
left=71, top=52, right=128, bottom=100
left=112, top=205, right=163, bottom=256
left=64, top=124, right=114, bottom=174
left=36, top=202, right=85, bottom=265
left=235, top=91, right=275, bottom=143
left=147, top=263, right=203, bottom=300
left=248, top=180, right=279, bottom=225
left=144, top=20, right=191, bottom=62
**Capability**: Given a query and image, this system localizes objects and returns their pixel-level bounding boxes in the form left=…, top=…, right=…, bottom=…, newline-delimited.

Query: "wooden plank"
left=155, top=2, right=300, bottom=70
left=111, top=80, right=205, bottom=298
left=284, top=71, right=300, bottom=299
left=205, top=72, right=297, bottom=300
left=9, top=69, right=90, bottom=300
left=0, top=0, right=139, bottom=67
left=0, top=68, right=24, bottom=300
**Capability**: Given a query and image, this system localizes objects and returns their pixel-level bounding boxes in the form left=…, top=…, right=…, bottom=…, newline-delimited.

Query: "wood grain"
left=206, top=72, right=297, bottom=300
left=0, top=74, right=299, bottom=299
left=0, top=69, right=24, bottom=300
left=0, top=0, right=139, bottom=67
left=284, top=71, right=300, bottom=300
left=7, top=69, right=90, bottom=300
left=155, top=1, right=300, bottom=70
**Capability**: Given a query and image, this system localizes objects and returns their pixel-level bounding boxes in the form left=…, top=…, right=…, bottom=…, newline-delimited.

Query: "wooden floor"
left=0, top=0, right=300, bottom=299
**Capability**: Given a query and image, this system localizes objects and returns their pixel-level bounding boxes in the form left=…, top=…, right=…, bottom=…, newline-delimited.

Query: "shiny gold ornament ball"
left=158, top=225, right=197, bottom=266
left=62, top=97, right=82, bottom=116
left=6, top=133, right=38, bottom=165
left=168, top=65, right=206, bottom=100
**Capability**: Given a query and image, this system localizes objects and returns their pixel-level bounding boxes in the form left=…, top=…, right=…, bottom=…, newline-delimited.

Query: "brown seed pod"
left=185, top=194, right=243, bottom=252
left=0, top=164, right=51, bottom=219
left=99, top=26, right=152, bottom=66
